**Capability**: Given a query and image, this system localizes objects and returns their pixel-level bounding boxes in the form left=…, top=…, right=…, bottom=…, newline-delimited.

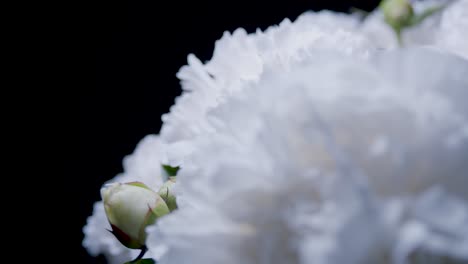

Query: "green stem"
left=395, top=28, right=402, bottom=46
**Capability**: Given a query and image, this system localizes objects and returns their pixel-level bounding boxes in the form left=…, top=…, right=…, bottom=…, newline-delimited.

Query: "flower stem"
left=396, top=28, right=402, bottom=46
left=130, top=246, right=148, bottom=263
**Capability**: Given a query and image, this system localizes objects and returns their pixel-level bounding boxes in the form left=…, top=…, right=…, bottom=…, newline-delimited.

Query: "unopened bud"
left=158, top=177, right=177, bottom=211
left=380, top=0, right=414, bottom=41
left=101, top=182, right=170, bottom=249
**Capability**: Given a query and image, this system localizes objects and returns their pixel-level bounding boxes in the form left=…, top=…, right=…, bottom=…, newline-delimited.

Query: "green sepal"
left=109, top=224, right=143, bottom=249
left=162, top=164, right=180, bottom=177
left=137, top=196, right=170, bottom=246
left=126, top=181, right=152, bottom=190
left=151, top=196, right=170, bottom=218
left=158, top=178, right=177, bottom=211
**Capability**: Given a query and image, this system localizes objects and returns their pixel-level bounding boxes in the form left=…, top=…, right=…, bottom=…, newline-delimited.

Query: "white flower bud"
left=101, top=181, right=170, bottom=249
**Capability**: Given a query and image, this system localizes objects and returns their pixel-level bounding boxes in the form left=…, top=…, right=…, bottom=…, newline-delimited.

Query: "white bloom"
left=434, top=0, right=468, bottom=59
left=159, top=11, right=374, bottom=146
left=85, top=1, right=468, bottom=262
left=160, top=0, right=467, bottom=154
left=148, top=48, right=468, bottom=264
left=83, top=135, right=172, bottom=263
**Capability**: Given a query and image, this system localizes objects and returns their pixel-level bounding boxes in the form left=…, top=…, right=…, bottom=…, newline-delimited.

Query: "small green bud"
left=380, top=0, right=448, bottom=45
left=158, top=177, right=177, bottom=211
left=381, top=0, right=414, bottom=28
left=380, top=0, right=414, bottom=42
left=101, top=182, right=170, bottom=249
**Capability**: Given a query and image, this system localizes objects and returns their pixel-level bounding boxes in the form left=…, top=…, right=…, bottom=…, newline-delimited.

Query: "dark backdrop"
left=78, top=0, right=381, bottom=262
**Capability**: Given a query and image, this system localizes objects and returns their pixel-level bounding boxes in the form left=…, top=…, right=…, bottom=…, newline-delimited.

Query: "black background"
left=78, top=0, right=381, bottom=262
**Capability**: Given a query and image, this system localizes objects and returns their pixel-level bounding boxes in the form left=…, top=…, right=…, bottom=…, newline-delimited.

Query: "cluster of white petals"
left=159, top=0, right=467, bottom=149
left=149, top=47, right=468, bottom=264
left=83, top=0, right=468, bottom=263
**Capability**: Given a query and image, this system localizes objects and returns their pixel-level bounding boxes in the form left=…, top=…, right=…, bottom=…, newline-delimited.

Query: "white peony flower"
left=160, top=0, right=467, bottom=153
left=159, top=10, right=375, bottom=147
left=147, top=48, right=468, bottom=264
left=83, top=135, right=172, bottom=263
left=85, top=1, right=468, bottom=263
